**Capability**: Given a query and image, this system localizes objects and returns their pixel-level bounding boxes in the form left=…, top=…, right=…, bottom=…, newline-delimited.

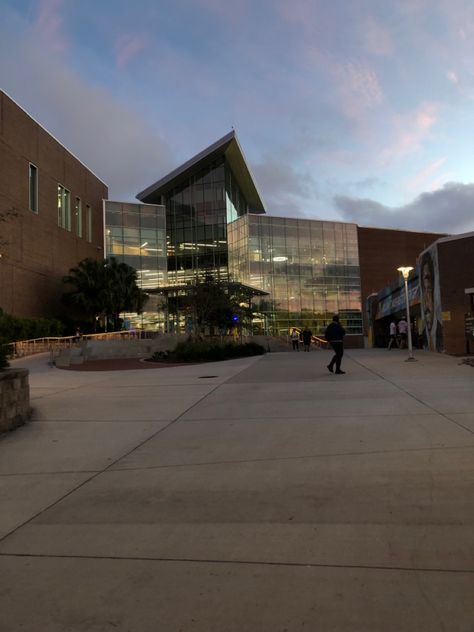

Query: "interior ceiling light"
left=273, top=256, right=288, bottom=262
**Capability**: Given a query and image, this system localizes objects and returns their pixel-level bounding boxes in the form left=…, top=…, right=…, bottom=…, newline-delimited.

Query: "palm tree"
left=63, top=257, right=147, bottom=331
left=62, top=258, right=108, bottom=330
left=104, top=258, right=147, bottom=330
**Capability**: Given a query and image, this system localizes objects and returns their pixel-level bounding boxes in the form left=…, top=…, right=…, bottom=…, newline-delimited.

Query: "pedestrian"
left=397, top=317, right=408, bottom=349
left=290, top=328, right=300, bottom=351
left=388, top=321, right=398, bottom=350
left=325, top=314, right=346, bottom=374
left=301, top=326, right=312, bottom=352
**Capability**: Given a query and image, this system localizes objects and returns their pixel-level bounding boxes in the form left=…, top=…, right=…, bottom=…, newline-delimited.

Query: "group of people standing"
left=290, top=327, right=313, bottom=352
left=290, top=315, right=346, bottom=374
left=388, top=317, right=409, bottom=350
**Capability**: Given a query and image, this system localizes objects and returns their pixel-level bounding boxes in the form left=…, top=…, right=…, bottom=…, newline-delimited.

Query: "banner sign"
left=375, top=282, right=419, bottom=319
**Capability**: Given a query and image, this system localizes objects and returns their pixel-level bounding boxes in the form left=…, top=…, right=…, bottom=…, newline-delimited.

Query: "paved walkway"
left=1, top=348, right=473, bottom=631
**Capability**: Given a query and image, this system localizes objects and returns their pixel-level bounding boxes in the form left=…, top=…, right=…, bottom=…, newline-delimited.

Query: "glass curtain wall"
left=228, top=215, right=362, bottom=336
left=104, top=201, right=167, bottom=329
left=164, top=156, right=250, bottom=286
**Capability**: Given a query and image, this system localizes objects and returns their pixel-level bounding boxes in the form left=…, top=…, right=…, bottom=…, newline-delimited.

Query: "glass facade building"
left=137, top=132, right=265, bottom=289
left=104, top=200, right=167, bottom=328
left=163, top=155, right=252, bottom=286
left=114, top=130, right=364, bottom=339
left=228, top=214, right=362, bottom=335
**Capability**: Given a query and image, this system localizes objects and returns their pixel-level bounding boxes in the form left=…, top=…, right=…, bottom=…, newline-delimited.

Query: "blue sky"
left=1, top=0, right=474, bottom=233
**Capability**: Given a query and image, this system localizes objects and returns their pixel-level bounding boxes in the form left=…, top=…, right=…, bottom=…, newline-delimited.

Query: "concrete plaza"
left=0, top=348, right=473, bottom=631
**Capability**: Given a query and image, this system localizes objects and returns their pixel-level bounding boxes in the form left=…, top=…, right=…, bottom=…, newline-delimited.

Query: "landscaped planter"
left=0, top=368, right=30, bottom=433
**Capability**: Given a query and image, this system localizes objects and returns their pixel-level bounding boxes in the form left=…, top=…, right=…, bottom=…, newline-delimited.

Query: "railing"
left=287, top=328, right=328, bottom=348
left=10, top=330, right=160, bottom=359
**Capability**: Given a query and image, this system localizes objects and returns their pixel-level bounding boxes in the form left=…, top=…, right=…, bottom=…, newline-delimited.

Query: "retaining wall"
left=0, top=368, right=30, bottom=433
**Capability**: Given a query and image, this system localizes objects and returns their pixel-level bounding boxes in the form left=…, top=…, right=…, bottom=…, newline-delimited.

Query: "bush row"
left=152, top=340, right=266, bottom=363
left=0, top=310, right=64, bottom=344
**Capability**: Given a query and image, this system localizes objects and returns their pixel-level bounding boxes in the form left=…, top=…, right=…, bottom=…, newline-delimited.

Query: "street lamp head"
left=397, top=266, right=413, bottom=280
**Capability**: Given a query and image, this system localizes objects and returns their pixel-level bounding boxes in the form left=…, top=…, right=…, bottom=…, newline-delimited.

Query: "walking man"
left=325, top=314, right=346, bottom=374
left=302, top=326, right=312, bottom=352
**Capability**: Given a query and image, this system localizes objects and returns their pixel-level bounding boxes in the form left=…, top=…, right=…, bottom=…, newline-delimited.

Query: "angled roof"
left=136, top=130, right=265, bottom=213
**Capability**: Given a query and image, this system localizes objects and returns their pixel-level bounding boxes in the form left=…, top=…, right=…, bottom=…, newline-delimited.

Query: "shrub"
left=0, top=310, right=64, bottom=343
left=169, top=339, right=265, bottom=363
left=149, top=350, right=170, bottom=362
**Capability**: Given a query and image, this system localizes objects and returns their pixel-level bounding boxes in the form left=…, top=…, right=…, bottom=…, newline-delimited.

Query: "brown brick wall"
left=357, top=226, right=442, bottom=333
left=438, top=236, right=474, bottom=355
left=0, top=91, right=108, bottom=318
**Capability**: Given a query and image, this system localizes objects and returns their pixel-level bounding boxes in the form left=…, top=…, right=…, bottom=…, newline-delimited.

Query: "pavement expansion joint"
left=0, top=552, right=472, bottom=575
left=109, top=443, right=474, bottom=472
left=347, top=356, right=474, bottom=435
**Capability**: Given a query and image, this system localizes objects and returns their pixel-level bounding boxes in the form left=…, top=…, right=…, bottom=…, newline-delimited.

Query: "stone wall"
left=0, top=368, right=30, bottom=433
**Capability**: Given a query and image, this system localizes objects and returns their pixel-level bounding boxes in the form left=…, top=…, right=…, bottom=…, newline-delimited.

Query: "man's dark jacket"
left=325, top=322, right=346, bottom=342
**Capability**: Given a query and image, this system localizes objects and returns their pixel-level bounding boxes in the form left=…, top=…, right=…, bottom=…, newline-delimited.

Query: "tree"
left=181, top=275, right=257, bottom=337
left=104, top=257, right=147, bottom=330
left=62, top=257, right=147, bottom=330
left=182, top=274, right=233, bottom=335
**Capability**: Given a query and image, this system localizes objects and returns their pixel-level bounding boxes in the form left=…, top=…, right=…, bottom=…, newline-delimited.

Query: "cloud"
left=0, top=16, right=173, bottom=201
left=447, top=70, right=460, bottom=85
left=351, top=176, right=385, bottom=191
left=252, top=158, right=319, bottom=218
left=379, top=102, right=440, bottom=165
left=115, top=34, right=149, bottom=69
left=334, top=182, right=474, bottom=233
left=406, top=157, right=447, bottom=192
left=32, top=0, right=66, bottom=53
left=362, top=17, right=394, bottom=56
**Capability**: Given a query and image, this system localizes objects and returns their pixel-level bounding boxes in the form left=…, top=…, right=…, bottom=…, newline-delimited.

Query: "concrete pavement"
left=0, top=348, right=473, bottom=631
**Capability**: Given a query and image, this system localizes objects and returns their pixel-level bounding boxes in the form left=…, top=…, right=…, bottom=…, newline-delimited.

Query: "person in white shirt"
left=290, top=328, right=300, bottom=351
left=388, top=321, right=398, bottom=350
left=397, top=318, right=408, bottom=348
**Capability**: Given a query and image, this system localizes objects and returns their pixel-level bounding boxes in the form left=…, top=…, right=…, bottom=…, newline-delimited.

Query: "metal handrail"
left=10, top=330, right=157, bottom=359
left=288, top=327, right=328, bottom=348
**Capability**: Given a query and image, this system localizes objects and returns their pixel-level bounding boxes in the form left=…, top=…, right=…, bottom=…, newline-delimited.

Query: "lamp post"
left=397, top=266, right=415, bottom=362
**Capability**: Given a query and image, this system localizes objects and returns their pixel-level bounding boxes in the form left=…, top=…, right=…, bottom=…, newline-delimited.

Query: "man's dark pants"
left=329, top=341, right=344, bottom=371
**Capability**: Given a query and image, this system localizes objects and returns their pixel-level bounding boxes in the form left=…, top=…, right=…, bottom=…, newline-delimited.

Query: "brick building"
left=367, top=232, right=474, bottom=355
left=0, top=90, right=107, bottom=318
left=357, top=226, right=443, bottom=335
left=2, top=92, right=463, bottom=351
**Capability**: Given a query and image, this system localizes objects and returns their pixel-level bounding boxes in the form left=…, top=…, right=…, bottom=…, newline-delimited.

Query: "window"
left=75, top=197, right=82, bottom=237
left=57, top=184, right=71, bottom=230
left=86, top=205, right=92, bottom=242
left=29, top=164, right=38, bottom=213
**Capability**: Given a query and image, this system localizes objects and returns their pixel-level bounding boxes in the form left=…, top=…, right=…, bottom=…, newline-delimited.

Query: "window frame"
left=86, top=204, right=92, bottom=242
left=57, top=184, right=71, bottom=231
left=29, top=163, right=38, bottom=213
left=75, top=197, right=82, bottom=237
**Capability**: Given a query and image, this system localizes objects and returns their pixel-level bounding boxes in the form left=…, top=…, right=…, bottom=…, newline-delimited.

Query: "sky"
left=1, top=0, right=474, bottom=234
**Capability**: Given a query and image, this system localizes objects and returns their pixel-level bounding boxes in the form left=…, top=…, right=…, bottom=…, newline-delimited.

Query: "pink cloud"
left=362, top=17, right=394, bottom=56
left=115, top=34, right=149, bottom=69
left=406, top=157, right=447, bottom=191
left=380, top=102, right=440, bottom=165
left=33, top=0, right=66, bottom=53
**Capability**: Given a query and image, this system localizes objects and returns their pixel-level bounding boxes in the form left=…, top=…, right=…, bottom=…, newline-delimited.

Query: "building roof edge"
left=0, top=89, right=108, bottom=188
